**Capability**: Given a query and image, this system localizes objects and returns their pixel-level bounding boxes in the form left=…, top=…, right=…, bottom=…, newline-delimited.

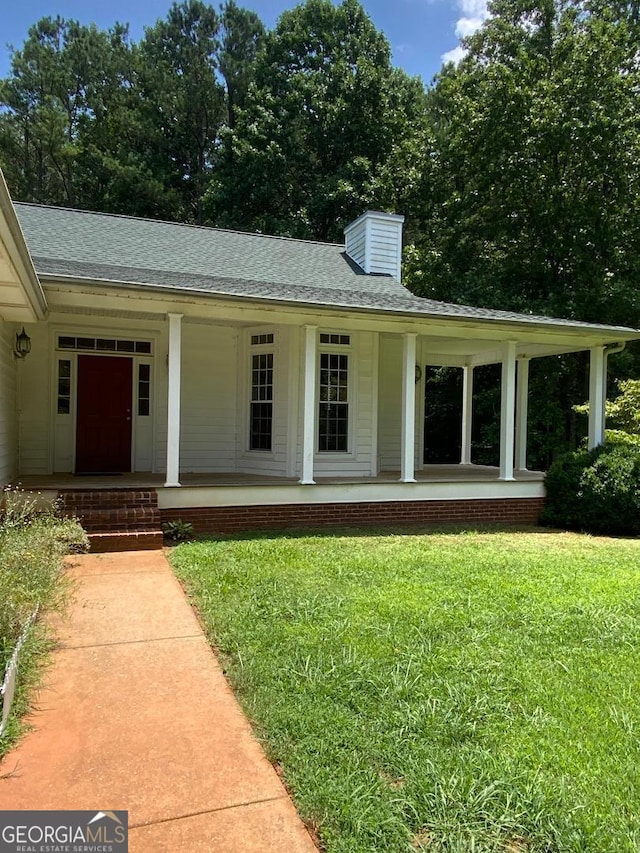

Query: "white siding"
left=369, top=221, right=401, bottom=279
left=0, top=322, right=18, bottom=483
left=344, top=212, right=404, bottom=280
left=18, top=323, right=50, bottom=475
left=177, top=322, right=238, bottom=473
left=378, top=333, right=402, bottom=471
left=344, top=226, right=366, bottom=270
left=378, top=333, right=422, bottom=471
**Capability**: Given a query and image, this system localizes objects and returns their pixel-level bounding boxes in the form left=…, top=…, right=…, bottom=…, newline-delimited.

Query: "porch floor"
left=17, top=464, right=545, bottom=491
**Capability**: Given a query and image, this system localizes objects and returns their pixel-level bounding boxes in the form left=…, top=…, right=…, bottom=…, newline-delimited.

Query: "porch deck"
left=15, top=464, right=547, bottom=540
left=17, top=464, right=545, bottom=491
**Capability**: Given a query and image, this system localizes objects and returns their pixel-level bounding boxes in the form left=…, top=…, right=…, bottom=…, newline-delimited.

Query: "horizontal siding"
left=18, top=323, right=50, bottom=475
left=179, top=323, right=237, bottom=473
left=379, top=334, right=402, bottom=470
left=370, top=221, right=401, bottom=277
left=345, top=225, right=366, bottom=269
left=378, top=333, right=422, bottom=470
left=0, top=322, right=17, bottom=483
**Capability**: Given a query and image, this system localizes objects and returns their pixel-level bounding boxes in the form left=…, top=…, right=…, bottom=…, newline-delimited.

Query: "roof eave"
left=0, top=173, right=48, bottom=321
left=38, top=271, right=640, bottom=342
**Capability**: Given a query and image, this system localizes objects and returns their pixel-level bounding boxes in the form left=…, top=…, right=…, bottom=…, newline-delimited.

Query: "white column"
left=588, top=346, right=606, bottom=450
left=515, top=357, right=530, bottom=472
left=499, top=341, right=517, bottom=481
left=165, top=312, right=183, bottom=487
left=400, top=332, right=417, bottom=483
left=461, top=365, right=474, bottom=465
left=300, top=324, right=317, bottom=485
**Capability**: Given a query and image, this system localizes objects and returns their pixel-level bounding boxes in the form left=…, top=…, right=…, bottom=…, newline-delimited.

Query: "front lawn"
left=170, top=528, right=640, bottom=852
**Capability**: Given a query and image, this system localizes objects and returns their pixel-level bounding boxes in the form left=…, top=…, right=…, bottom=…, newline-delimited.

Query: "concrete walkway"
left=0, top=551, right=318, bottom=852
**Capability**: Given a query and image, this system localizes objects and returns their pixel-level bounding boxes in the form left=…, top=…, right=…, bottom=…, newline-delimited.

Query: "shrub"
left=541, top=444, right=640, bottom=535
left=605, top=429, right=640, bottom=450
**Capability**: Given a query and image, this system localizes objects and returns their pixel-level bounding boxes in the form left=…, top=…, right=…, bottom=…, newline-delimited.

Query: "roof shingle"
left=14, top=202, right=639, bottom=335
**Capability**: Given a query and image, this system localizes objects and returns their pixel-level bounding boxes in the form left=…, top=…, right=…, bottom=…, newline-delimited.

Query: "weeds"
left=0, top=486, right=88, bottom=756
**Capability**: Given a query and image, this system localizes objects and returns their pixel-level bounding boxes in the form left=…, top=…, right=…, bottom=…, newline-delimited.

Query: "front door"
left=76, top=355, right=133, bottom=473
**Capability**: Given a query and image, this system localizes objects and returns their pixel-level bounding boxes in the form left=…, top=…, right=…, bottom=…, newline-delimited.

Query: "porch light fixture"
left=415, top=364, right=423, bottom=384
left=14, top=327, right=31, bottom=359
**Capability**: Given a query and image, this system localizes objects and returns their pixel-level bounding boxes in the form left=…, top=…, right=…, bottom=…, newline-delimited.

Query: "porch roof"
left=14, top=202, right=640, bottom=340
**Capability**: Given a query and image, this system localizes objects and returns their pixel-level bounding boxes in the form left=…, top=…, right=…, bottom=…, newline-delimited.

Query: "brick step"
left=59, top=489, right=163, bottom=544
left=59, top=489, right=158, bottom=511
left=88, top=530, right=164, bottom=553
left=69, top=506, right=162, bottom=533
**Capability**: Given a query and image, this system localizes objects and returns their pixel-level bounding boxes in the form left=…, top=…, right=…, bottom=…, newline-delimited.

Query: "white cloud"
left=441, top=0, right=489, bottom=65
left=441, top=45, right=467, bottom=65
left=455, top=16, right=484, bottom=38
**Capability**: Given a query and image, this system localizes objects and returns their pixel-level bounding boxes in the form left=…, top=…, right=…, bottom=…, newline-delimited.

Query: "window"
left=138, top=364, right=151, bottom=416
left=58, top=336, right=151, bottom=354
left=57, top=360, right=71, bottom=415
left=251, top=333, right=274, bottom=346
left=250, top=352, right=273, bottom=450
left=318, top=352, right=349, bottom=452
left=320, top=333, right=350, bottom=346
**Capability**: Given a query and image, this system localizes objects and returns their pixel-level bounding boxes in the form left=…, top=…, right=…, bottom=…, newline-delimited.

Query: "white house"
left=0, top=172, right=638, bottom=548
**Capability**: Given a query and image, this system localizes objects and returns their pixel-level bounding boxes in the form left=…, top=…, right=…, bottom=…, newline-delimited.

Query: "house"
left=1, top=171, right=638, bottom=548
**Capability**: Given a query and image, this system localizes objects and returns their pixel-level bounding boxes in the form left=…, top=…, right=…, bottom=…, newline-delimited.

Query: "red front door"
left=76, top=355, right=133, bottom=473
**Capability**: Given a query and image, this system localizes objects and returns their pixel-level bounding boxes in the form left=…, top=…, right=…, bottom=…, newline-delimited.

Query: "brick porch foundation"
left=160, top=496, right=546, bottom=535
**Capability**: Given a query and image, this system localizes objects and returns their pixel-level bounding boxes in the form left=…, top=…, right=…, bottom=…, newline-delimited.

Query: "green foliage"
left=172, top=530, right=640, bottom=851
left=409, top=0, right=640, bottom=327
left=0, top=489, right=88, bottom=657
left=0, top=490, right=88, bottom=753
left=606, top=379, right=640, bottom=435
left=606, top=429, right=640, bottom=450
left=162, top=519, right=195, bottom=542
left=206, top=0, right=430, bottom=240
left=542, top=444, right=640, bottom=535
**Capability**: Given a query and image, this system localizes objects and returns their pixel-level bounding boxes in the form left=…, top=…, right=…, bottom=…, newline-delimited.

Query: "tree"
left=403, top=0, right=640, bottom=464
left=138, top=0, right=225, bottom=224
left=219, top=0, right=265, bottom=131
left=407, top=0, right=640, bottom=328
left=0, top=17, right=133, bottom=208
left=206, top=0, right=430, bottom=240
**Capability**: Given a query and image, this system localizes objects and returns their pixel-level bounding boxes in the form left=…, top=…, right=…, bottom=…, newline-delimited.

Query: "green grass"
left=170, top=527, right=640, bottom=852
left=0, top=494, right=88, bottom=756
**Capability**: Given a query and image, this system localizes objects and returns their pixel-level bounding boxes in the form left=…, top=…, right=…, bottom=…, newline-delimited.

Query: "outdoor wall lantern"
left=14, top=327, right=32, bottom=359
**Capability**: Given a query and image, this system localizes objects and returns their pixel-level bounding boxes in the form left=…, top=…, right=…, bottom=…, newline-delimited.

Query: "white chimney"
left=344, top=210, right=405, bottom=282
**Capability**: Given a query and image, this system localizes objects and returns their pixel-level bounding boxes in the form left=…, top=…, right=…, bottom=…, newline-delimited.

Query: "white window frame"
left=316, top=332, right=353, bottom=455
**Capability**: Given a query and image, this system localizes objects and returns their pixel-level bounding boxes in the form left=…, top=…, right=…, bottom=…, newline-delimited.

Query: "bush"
left=605, top=429, right=640, bottom=450
left=541, top=444, right=640, bottom=535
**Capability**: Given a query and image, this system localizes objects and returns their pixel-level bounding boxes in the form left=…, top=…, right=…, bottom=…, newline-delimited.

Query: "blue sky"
left=0, top=0, right=489, bottom=85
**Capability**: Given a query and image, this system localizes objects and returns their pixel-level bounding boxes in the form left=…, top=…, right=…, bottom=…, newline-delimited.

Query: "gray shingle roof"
left=14, top=203, right=640, bottom=336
